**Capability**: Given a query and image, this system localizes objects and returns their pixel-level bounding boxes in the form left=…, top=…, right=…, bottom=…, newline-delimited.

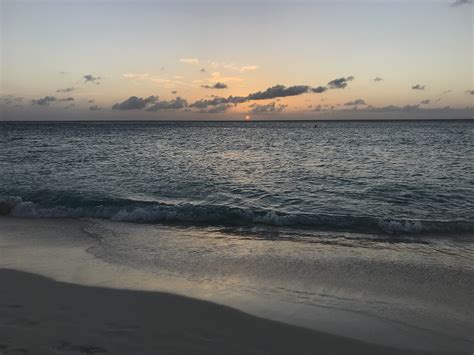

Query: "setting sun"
left=245, top=115, right=251, bottom=121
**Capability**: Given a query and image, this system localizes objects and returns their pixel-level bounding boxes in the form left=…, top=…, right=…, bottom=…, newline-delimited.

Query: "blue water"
left=1, top=120, right=473, bottom=236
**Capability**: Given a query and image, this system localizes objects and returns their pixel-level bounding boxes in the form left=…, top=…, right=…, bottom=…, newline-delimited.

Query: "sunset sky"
left=1, top=0, right=473, bottom=120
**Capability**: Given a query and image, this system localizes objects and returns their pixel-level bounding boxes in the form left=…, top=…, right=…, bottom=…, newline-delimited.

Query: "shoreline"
left=0, top=216, right=472, bottom=354
left=0, top=268, right=443, bottom=355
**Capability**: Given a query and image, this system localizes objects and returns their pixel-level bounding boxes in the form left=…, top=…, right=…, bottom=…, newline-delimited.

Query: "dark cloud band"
left=201, top=82, right=228, bottom=89
left=112, top=96, right=158, bottom=110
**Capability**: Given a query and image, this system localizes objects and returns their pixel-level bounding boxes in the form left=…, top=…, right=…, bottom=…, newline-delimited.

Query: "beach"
left=1, top=216, right=472, bottom=354
left=1, top=268, right=440, bottom=355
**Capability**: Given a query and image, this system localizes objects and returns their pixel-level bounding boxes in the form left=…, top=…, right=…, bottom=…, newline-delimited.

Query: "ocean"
left=1, top=120, right=473, bottom=352
left=1, top=120, right=473, bottom=234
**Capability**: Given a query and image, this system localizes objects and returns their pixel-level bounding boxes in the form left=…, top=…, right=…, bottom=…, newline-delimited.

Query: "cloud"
left=190, top=82, right=327, bottom=108
left=210, top=61, right=259, bottom=73
left=146, top=97, right=188, bottom=111
left=171, top=90, right=178, bottom=94
left=84, top=74, right=101, bottom=84
left=1, top=95, right=23, bottom=105
left=56, top=87, right=76, bottom=93
left=373, top=77, right=383, bottom=82
left=147, top=77, right=190, bottom=88
left=89, top=105, right=101, bottom=111
left=365, top=105, right=421, bottom=112
left=198, top=104, right=232, bottom=114
left=180, top=58, right=199, bottom=65
left=239, top=65, right=259, bottom=73
left=313, top=105, right=322, bottom=112
left=344, top=99, right=366, bottom=106
left=201, top=82, right=228, bottom=89
left=327, top=76, right=354, bottom=89
left=451, top=0, right=473, bottom=7
left=200, top=68, right=206, bottom=73
left=208, top=71, right=243, bottom=83
left=112, top=96, right=158, bottom=110
left=111, top=95, right=187, bottom=112
left=123, top=73, right=150, bottom=80
left=190, top=96, right=247, bottom=108
left=308, top=105, right=473, bottom=120
left=31, top=96, right=56, bottom=106
left=249, top=102, right=287, bottom=114
left=311, top=86, right=327, bottom=93
left=64, top=104, right=75, bottom=110
left=420, top=99, right=430, bottom=104
left=465, top=90, right=474, bottom=95
left=58, top=97, right=74, bottom=102
left=401, top=105, right=420, bottom=111
left=411, top=84, right=425, bottom=90
left=247, top=85, right=310, bottom=100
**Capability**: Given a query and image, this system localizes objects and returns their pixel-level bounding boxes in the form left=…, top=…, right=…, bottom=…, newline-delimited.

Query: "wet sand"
left=0, top=269, right=445, bottom=355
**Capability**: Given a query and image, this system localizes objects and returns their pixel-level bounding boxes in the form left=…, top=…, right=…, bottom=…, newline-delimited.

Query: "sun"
left=245, top=115, right=251, bottom=121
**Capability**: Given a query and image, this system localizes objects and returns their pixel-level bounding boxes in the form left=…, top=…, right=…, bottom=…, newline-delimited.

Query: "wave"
left=1, top=195, right=473, bottom=236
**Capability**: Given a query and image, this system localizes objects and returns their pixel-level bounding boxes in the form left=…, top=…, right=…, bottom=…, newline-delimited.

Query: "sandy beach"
left=0, top=216, right=472, bottom=354
left=1, top=268, right=448, bottom=355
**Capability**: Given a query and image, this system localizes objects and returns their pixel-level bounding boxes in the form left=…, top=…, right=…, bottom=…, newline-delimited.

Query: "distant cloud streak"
left=84, top=74, right=101, bottom=84
left=198, top=104, right=231, bottom=114
left=451, top=0, right=473, bottom=7
left=327, top=76, right=354, bottom=89
left=249, top=102, right=287, bottom=114
left=239, top=65, right=259, bottom=73
left=311, top=86, right=327, bottom=93
left=344, top=99, right=366, bottom=106
left=31, top=96, right=56, bottom=106
left=411, top=84, right=425, bottom=90
left=123, top=73, right=150, bottom=80
left=190, top=80, right=339, bottom=108
left=56, top=87, right=76, bottom=93
left=201, top=82, right=228, bottom=89
left=112, top=96, right=158, bottom=110
left=180, top=58, right=199, bottom=65
left=247, top=85, right=310, bottom=100
left=145, top=97, right=188, bottom=111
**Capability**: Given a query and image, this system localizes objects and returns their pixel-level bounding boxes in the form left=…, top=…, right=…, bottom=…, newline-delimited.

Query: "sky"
left=1, top=0, right=473, bottom=120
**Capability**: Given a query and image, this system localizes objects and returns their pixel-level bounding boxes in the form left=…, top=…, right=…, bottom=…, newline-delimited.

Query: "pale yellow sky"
left=1, top=0, right=473, bottom=120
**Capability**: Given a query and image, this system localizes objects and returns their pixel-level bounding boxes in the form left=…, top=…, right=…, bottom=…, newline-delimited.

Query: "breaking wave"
left=1, top=195, right=472, bottom=236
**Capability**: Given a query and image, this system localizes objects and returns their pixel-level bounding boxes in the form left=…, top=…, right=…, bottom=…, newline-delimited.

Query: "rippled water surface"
left=1, top=120, right=473, bottom=235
